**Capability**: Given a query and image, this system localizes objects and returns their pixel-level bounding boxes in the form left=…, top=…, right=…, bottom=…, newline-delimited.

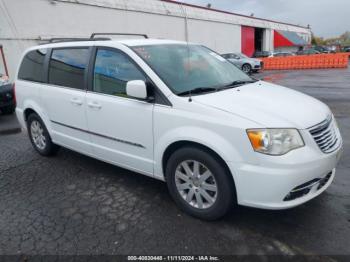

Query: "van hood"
left=192, top=81, right=330, bottom=129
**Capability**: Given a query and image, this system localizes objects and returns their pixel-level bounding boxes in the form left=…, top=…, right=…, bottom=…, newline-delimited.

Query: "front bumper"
left=0, top=84, right=15, bottom=108
left=229, top=133, right=342, bottom=210
left=252, top=61, right=263, bottom=71
left=0, top=100, right=15, bottom=108
left=253, top=65, right=262, bottom=71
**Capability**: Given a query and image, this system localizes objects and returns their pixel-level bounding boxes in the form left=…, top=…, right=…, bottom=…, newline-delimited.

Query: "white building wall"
left=0, top=0, right=311, bottom=79
left=187, top=20, right=241, bottom=53
left=262, top=29, right=274, bottom=52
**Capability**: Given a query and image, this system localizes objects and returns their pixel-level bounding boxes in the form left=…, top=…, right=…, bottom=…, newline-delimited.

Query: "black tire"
left=1, top=105, right=15, bottom=115
left=165, top=146, right=236, bottom=220
left=242, top=63, right=252, bottom=74
left=27, top=113, right=59, bottom=156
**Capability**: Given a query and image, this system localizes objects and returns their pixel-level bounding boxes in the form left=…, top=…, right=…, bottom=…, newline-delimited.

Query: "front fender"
left=153, top=126, right=243, bottom=180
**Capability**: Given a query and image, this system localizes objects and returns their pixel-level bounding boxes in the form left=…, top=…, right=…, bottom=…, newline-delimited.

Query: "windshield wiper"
left=177, top=87, right=218, bottom=96
left=177, top=80, right=258, bottom=96
left=220, top=79, right=258, bottom=90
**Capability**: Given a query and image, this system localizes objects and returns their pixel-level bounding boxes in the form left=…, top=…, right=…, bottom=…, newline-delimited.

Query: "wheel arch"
left=162, top=140, right=237, bottom=199
left=22, top=101, right=52, bottom=133
left=24, top=108, right=37, bottom=121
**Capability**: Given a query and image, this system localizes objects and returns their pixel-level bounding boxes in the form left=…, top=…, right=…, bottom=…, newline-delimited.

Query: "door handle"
left=88, top=101, right=102, bottom=109
left=70, top=98, right=83, bottom=106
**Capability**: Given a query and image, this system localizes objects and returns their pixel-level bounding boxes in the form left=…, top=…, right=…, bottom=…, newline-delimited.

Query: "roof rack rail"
left=90, top=33, right=148, bottom=39
left=48, top=37, right=110, bottom=43
left=42, top=33, right=148, bottom=44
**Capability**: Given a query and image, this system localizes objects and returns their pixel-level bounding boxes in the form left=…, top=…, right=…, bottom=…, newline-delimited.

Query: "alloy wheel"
left=30, top=120, right=46, bottom=150
left=175, top=160, right=218, bottom=209
left=242, top=64, right=251, bottom=73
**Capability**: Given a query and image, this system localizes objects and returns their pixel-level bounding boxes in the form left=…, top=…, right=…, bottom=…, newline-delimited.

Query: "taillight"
left=13, top=83, right=16, bottom=106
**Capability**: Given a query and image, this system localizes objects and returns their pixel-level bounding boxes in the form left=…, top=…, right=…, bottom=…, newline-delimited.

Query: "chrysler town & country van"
left=15, top=35, right=342, bottom=220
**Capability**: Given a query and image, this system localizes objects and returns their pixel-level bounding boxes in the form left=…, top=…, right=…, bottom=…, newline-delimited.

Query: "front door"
left=86, top=48, right=154, bottom=175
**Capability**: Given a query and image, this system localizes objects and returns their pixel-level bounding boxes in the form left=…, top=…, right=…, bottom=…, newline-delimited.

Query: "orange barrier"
left=260, top=53, right=349, bottom=70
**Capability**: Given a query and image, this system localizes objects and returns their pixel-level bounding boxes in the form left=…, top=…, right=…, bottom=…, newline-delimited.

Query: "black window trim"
left=18, top=48, right=48, bottom=83
left=18, top=45, right=171, bottom=106
left=43, top=48, right=52, bottom=83
left=87, top=46, right=172, bottom=106
left=47, top=46, right=93, bottom=91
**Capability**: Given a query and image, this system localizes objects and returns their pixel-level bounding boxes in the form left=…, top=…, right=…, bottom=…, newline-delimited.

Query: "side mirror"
left=126, top=80, right=147, bottom=100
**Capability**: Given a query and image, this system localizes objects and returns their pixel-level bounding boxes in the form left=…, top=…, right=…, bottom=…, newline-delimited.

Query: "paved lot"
left=0, top=67, right=349, bottom=257
left=0, top=113, right=21, bottom=135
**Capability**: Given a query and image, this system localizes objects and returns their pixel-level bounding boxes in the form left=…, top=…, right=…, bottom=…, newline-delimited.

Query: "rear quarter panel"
left=15, top=79, right=51, bottom=131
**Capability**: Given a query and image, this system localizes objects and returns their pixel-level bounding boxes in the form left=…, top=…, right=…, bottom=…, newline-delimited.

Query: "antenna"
left=188, top=90, right=192, bottom=102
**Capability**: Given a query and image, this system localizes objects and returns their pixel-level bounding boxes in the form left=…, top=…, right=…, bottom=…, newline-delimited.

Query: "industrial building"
left=0, top=0, right=312, bottom=79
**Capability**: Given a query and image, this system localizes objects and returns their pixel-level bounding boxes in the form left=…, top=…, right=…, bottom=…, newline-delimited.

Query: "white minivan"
left=15, top=34, right=342, bottom=220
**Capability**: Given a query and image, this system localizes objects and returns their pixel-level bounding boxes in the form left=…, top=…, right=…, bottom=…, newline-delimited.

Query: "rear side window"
left=48, top=48, right=89, bottom=90
left=18, top=49, right=47, bottom=82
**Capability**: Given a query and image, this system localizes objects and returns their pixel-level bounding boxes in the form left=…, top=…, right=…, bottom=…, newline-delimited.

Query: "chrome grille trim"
left=309, top=116, right=340, bottom=154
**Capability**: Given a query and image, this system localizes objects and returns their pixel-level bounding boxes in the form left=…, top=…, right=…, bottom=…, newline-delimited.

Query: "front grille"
left=309, top=116, right=340, bottom=153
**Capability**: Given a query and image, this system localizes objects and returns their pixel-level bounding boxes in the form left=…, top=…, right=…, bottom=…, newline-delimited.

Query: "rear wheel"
left=242, top=63, right=252, bottom=74
left=166, top=146, right=235, bottom=220
left=27, top=113, right=59, bottom=156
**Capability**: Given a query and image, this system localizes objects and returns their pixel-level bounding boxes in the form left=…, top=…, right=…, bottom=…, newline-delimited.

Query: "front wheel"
left=165, top=147, right=235, bottom=220
left=242, top=63, right=252, bottom=74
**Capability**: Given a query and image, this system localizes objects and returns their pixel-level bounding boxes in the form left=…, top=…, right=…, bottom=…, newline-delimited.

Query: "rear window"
left=48, top=48, right=89, bottom=90
left=18, top=49, right=47, bottom=82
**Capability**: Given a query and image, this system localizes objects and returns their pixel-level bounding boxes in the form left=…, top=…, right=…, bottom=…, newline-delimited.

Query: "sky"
left=175, top=0, right=349, bottom=38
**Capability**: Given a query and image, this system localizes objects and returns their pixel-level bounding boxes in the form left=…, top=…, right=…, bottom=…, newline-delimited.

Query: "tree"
left=339, top=31, right=350, bottom=45
left=311, top=34, right=325, bottom=46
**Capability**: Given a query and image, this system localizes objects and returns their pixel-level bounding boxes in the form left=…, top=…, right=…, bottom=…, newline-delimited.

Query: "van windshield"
left=132, top=44, right=254, bottom=95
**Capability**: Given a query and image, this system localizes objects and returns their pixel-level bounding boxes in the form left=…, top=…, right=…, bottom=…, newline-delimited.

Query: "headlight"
left=247, top=129, right=304, bottom=155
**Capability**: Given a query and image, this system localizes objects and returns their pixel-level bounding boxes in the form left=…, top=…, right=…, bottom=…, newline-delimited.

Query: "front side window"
left=49, top=48, right=89, bottom=90
left=132, top=44, right=253, bottom=95
left=221, top=54, right=232, bottom=59
left=236, top=53, right=248, bottom=59
left=18, top=49, right=47, bottom=83
left=93, top=49, right=146, bottom=97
